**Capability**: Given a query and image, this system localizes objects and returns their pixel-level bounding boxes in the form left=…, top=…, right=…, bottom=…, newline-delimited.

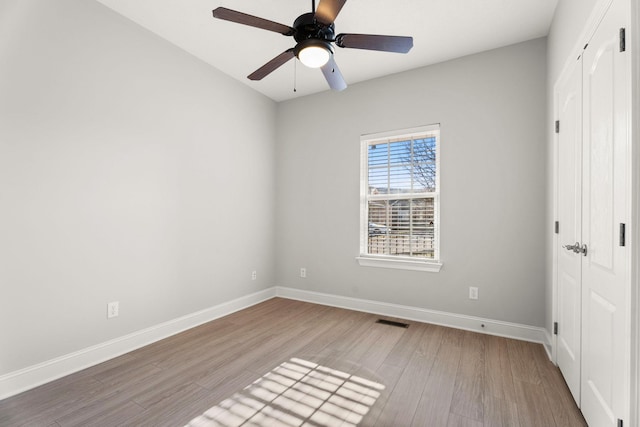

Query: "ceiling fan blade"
left=212, top=7, right=295, bottom=36
left=321, top=56, right=347, bottom=91
left=336, top=34, right=413, bottom=53
left=315, top=0, right=347, bottom=25
left=248, top=49, right=295, bottom=81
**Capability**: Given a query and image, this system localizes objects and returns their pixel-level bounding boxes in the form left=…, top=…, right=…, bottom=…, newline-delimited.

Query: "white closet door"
left=556, top=55, right=583, bottom=405
left=580, top=0, right=630, bottom=424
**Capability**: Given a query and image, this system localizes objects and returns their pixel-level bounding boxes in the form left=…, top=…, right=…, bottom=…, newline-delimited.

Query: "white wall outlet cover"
left=107, top=301, right=119, bottom=318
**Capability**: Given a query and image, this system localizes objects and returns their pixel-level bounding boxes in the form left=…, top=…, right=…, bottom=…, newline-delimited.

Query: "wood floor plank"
left=357, top=362, right=405, bottom=426
left=292, top=307, right=372, bottom=358
left=483, top=334, right=516, bottom=402
left=314, top=311, right=380, bottom=361
left=373, top=324, right=445, bottom=427
left=0, top=299, right=588, bottom=427
left=513, top=379, right=557, bottom=427
left=447, top=413, right=484, bottom=427
left=530, top=343, right=587, bottom=427
left=91, top=357, right=163, bottom=388
left=410, top=327, right=465, bottom=427
left=382, top=321, right=429, bottom=368
left=55, top=399, right=145, bottom=427
left=450, top=331, right=485, bottom=422
left=341, top=321, right=406, bottom=371
left=124, top=382, right=221, bottom=426
left=0, top=375, right=105, bottom=426
left=483, top=395, right=520, bottom=427
left=507, top=339, right=542, bottom=385
left=128, top=320, right=239, bottom=366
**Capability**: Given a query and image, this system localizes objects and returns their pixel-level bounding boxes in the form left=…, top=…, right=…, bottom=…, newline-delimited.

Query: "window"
left=357, top=125, right=441, bottom=272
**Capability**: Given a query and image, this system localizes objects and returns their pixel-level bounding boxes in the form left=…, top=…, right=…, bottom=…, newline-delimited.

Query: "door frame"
left=631, top=1, right=639, bottom=426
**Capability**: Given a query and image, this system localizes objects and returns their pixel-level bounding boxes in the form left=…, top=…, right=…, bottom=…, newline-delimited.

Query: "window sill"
left=356, top=255, right=442, bottom=272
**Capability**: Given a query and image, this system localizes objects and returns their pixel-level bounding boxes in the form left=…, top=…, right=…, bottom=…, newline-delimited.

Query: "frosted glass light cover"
left=298, top=46, right=330, bottom=68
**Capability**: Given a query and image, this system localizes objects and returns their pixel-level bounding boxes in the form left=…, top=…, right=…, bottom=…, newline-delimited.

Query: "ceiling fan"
left=212, top=0, right=413, bottom=91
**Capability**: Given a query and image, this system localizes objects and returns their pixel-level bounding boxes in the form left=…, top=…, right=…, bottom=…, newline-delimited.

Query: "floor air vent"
left=376, top=319, right=409, bottom=328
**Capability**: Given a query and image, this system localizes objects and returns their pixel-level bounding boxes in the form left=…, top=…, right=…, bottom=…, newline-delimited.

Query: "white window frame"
left=357, top=124, right=442, bottom=272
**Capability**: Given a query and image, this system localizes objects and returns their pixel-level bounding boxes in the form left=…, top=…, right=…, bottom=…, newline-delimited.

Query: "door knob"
left=579, top=243, right=587, bottom=256
left=562, top=242, right=580, bottom=253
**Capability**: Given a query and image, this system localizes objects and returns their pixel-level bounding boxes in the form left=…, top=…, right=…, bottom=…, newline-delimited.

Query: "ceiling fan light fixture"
left=296, top=39, right=332, bottom=68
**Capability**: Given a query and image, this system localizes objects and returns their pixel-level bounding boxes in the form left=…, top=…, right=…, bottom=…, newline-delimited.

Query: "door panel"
left=556, top=54, right=583, bottom=405
left=587, top=45, right=615, bottom=271
left=580, top=0, right=630, bottom=424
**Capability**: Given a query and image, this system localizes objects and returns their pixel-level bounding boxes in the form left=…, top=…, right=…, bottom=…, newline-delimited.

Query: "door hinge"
left=620, top=223, right=626, bottom=246
left=555, top=120, right=560, bottom=134
left=620, top=28, right=626, bottom=52
left=553, top=322, right=558, bottom=335
left=554, top=221, right=559, bottom=234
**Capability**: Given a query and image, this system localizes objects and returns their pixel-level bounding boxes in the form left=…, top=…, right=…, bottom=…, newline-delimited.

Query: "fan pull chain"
left=293, top=59, right=297, bottom=92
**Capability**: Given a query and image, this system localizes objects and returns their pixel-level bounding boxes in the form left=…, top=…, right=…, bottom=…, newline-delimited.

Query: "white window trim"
left=357, top=124, right=441, bottom=272
left=356, top=255, right=443, bottom=272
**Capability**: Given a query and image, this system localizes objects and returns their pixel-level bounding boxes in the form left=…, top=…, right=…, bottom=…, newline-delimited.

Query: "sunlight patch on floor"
left=186, top=357, right=385, bottom=427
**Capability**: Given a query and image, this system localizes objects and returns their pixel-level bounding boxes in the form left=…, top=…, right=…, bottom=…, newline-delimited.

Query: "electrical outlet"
left=107, top=301, right=119, bottom=318
left=469, top=287, right=479, bottom=300
left=300, top=268, right=306, bottom=278
left=251, top=271, right=257, bottom=280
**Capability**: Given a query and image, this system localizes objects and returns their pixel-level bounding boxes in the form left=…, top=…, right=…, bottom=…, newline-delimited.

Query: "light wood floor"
left=0, top=298, right=587, bottom=426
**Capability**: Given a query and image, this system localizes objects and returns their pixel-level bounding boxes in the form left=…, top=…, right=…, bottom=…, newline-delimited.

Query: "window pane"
left=368, top=138, right=437, bottom=195
left=368, top=143, right=388, bottom=167
left=368, top=167, right=388, bottom=194
left=367, top=197, right=435, bottom=259
left=368, top=200, right=389, bottom=255
left=410, top=199, right=435, bottom=258
left=412, top=137, right=437, bottom=193
left=389, top=166, right=411, bottom=193
left=388, top=140, right=411, bottom=166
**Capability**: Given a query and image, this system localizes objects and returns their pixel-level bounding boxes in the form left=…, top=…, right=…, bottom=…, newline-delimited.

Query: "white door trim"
left=631, top=1, right=640, bottom=426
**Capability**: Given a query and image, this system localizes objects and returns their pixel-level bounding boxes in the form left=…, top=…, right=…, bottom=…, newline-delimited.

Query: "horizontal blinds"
left=367, top=199, right=435, bottom=258
left=365, top=128, right=439, bottom=260
left=367, top=136, right=436, bottom=196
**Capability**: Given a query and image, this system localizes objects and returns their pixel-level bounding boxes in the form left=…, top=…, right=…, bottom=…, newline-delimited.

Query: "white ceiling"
left=96, top=0, right=558, bottom=102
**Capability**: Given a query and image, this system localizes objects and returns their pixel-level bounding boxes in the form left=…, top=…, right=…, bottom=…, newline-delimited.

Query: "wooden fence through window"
left=368, top=234, right=434, bottom=258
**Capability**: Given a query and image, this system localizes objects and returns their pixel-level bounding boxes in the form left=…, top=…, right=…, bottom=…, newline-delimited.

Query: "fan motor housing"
left=293, top=12, right=335, bottom=43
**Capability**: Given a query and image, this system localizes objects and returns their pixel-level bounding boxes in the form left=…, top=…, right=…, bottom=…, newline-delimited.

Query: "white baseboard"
left=275, top=286, right=550, bottom=346
left=543, top=329, right=555, bottom=361
left=0, top=287, right=276, bottom=400
left=1, top=286, right=552, bottom=400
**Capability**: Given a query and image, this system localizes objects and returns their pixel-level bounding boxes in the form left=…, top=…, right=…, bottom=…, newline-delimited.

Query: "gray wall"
left=275, top=38, right=548, bottom=327
left=0, top=0, right=277, bottom=375
left=545, top=0, right=599, bottom=335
